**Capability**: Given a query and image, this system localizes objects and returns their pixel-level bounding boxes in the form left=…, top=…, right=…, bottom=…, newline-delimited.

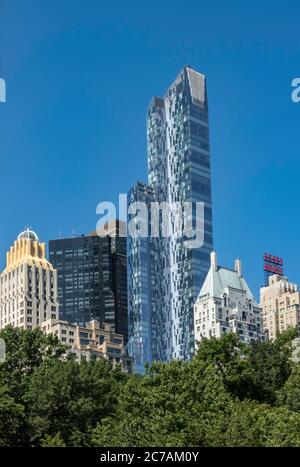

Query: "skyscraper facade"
left=49, top=222, right=128, bottom=341
left=104, top=221, right=128, bottom=342
left=260, top=274, right=300, bottom=341
left=127, top=182, right=158, bottom=373
left=127, top=66, right=213, bottom=370
left=0, top=229, right=58, bottom=330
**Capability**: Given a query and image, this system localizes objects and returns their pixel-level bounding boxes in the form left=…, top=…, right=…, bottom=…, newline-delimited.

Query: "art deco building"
left=0, top=229, right=58, bottom=330
left=260, top=275, right=300, bottom=341
left=49, top=221, right=128, bottom=342
left=127, top=66, right=213, bottom=371
left=194, top=252, right=265, bottom=348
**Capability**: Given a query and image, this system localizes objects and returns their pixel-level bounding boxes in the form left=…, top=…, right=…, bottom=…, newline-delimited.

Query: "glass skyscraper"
left=126, top=182, right=157, bottom=373
left=127, top=66, right=213, bottom=371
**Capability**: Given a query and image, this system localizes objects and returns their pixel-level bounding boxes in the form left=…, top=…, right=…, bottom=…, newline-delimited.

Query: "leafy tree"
left=25, top=357, right=127, bottom=446
left=92, top=360, right=233, bottom=447
left=92, top=357, right=300, bottom=447
left=194, top=333, right=255, bottom=399
left=264, top=407, right=300, bottom=447
left=0, top=386, right=24, bottom=447
left=195, top=328, right=298, bottom=404
left=0, top=326, right=299, bottom=447
left=277, top=363, right=300, bottom=412
left=0, top=326, right=65, bottom=403
left=215, top=400, right=300, bottom=447
left=247, top=328, right=298, bottom=404
left=40, top=432, right=66, bottom=447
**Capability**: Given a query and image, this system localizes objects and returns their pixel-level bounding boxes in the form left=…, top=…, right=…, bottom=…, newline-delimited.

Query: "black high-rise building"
left=49, top=221, right=128, bottom=342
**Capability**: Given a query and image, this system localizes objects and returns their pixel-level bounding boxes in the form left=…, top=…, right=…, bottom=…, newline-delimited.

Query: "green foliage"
left=277, top=363, right=300, bottom=412
left=40, top=432, right=66, bottom=447
left=25, top=358, right=126, bottom=446
left=0, top=326, right=299, bottom=447
left=0, top=326, right=127, bottom=446
left=213, top=400, right=300, bottom=447
left=0, top=386, right=24, bottom=447
left=92, top=355, right=300, bottom=447
left=0, top=326, right=65, bottom=403
left=195, top=328, right=297, bottom=404
left=194, top=333, right=254, bottom=399
left=247, top=327, right=298, bottom=404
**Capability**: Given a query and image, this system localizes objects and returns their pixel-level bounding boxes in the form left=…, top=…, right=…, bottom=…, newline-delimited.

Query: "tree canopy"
left=0, top=325, right=299, bottom=447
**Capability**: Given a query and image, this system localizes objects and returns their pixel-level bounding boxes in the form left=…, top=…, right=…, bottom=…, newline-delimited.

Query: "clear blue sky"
left=0, top=0, right=299, bottom=298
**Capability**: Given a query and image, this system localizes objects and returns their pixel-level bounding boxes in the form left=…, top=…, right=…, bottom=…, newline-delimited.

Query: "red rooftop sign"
left=263, top=253, right=284, bottom=277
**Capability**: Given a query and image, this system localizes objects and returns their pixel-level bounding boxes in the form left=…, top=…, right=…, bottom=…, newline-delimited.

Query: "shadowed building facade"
left=49, top=221, right=128, bottom=342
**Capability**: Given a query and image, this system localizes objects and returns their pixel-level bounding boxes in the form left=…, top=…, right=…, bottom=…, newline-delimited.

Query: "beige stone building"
left=42, top=318, right=130, bottom=370
left=0, top=230, right=58, bottom=330
left=260, top=275, right=300, bottom=341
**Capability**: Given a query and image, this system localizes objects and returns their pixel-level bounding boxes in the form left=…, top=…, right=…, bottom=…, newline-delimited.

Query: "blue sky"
left=0, top=0, right=299, bottom=298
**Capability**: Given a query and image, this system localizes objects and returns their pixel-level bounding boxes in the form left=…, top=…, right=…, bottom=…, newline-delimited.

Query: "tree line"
left=0, top=325, right=300, bottom=447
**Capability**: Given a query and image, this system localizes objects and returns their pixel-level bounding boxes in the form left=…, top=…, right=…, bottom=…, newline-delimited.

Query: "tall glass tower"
left=127, top=66, right=213, bottom=371
left=126, top=182, right=157, bottom=373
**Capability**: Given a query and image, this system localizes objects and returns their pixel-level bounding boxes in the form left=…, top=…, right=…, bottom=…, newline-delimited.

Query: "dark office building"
left=49, top=221, right=128, bottom=342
